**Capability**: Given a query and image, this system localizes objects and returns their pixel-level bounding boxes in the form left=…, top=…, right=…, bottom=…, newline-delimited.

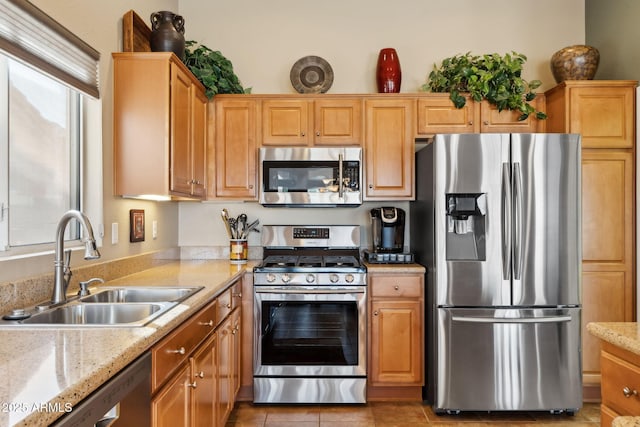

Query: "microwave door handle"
left=338, top=153, right=344, bottom=198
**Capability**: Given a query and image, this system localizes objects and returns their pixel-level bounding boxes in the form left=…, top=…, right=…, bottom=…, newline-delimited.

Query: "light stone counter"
left=586, top=322, right=640, bottom=356
left=612, top=416, right=640, bottom=427
left=364, top=262, right=426, bottom=274
left=0, top=260, right=255, bottom=427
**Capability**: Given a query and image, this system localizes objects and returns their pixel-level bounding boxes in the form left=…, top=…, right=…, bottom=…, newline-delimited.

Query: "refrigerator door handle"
left=501, top=162, right=511, bottom=280
left=513, top=162, right=523, bottom=280
left=451, top=315, right=573, bottom=324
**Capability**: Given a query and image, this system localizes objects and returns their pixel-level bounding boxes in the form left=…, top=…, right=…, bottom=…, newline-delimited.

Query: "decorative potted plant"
left=182, top=40, right=251, bottom=99
left=422, top=51, right=546, bottom=121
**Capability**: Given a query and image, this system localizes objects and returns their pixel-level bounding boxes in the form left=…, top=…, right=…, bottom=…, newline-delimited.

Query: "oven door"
left=254, top=286, right=366, bottom=377
left=259, top=147, right=362, bottom=206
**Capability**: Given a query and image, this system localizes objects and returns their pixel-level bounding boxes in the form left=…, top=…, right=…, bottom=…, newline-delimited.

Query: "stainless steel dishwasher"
left=51, top=352, right=151, bottom=427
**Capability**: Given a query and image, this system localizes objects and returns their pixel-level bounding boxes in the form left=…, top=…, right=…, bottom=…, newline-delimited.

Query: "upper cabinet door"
left=191, top=88, right=208, bottom=198
left=212, top=98, right=257, bottom=199
left=416, top=94, right=477, bottom=135
left=313, top=99, right=363, bottom=146
left=478, top=97, right=543, bottom=133
left=170, top=63, right=194, bottom=196
left=364, top=98, right=414, bottom=200
left=261, top=99, right=310, bottom=146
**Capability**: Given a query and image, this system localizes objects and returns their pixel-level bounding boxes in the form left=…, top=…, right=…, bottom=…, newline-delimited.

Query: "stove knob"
left=306, top=274, right=316, bottom=283
left=329, top=273, right=339, bottom=283
left=281, top=273, right=291, bottom=284
left=266, top=273, right=276, bottom=283
left=345, top=274, right=354, bottom=283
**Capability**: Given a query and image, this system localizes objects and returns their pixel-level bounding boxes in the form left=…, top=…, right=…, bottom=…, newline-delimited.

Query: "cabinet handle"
left=483, top=121, right=489, bottom=125
left=468, top=121, right=473, bottom=125
left=195, top=371, right=205, bottom=379
left=199, top=320, right=214, bottom=327
left=187, top=381, right=197, bottom=389
left=233, top=292, right=242, bottom=298
left=394, top=285, right=400, bottom=290
left=226, top=303, right=232, bottom=309
left=249, top=184, right=254, bottom=189
left=373, top=310, right=379, bottom=316
left=301, top=132, right=306, bottom=137
left=169, top=347, right=186, bottom=355
left=623, top=386, right=638, bottom=397
left=316, top=131, right=320, bottom=137
left=368, top=184, right=373, bottom=189
left=232, top=328, right=237, bottom=335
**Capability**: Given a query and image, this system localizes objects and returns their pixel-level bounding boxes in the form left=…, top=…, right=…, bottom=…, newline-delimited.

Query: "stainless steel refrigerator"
left=411, top=133, right=582, bottom=414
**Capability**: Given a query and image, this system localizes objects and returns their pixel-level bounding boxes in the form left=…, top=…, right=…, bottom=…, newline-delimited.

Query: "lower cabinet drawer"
left=601, top=350, right=640, bottom=415
left=370, top=275, right=423, bottom=298
left=152, top=302, right=216, bottom=391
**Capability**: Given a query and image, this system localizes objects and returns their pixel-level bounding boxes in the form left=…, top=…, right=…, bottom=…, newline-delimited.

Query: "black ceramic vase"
left=150, top=11, right=185, bottom=60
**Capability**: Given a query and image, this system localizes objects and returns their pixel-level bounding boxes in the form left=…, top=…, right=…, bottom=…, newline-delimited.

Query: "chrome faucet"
left=51, top=210, right=101, bottom=305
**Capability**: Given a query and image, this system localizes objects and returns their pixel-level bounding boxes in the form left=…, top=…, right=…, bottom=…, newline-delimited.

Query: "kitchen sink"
left=79, top=286, right=204, bottom=304
left=19, top=302, right=172, bottom=327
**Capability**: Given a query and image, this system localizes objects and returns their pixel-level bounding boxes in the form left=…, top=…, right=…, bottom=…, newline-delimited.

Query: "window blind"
left=0, top=0, right=100, bottom=98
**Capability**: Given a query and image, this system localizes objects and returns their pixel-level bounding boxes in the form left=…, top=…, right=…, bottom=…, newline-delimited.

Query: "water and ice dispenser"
left=445, top=193, right=487, bottom=260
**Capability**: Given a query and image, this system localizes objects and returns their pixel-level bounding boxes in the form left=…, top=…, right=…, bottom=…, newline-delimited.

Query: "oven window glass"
left=260, top=301, right=358, bottom=365
left=264, top=161, right=337, bottom=193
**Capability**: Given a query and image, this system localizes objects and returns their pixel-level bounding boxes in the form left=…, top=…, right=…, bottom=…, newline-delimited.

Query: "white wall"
left=180, top=0, right=585, bottom=94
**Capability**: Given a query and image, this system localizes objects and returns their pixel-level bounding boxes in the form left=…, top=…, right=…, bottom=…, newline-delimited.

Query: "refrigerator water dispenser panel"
left=446, top=193, right=486, bottom=260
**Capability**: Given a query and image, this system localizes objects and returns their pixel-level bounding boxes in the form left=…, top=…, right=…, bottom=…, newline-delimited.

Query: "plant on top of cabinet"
left=183, top=40, right=251, bottom=99
left=423, top=52, right=546, bottom=121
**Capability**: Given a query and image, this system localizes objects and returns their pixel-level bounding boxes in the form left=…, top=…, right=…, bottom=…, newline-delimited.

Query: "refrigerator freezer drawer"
left=435, top=307, right=582, bottom=413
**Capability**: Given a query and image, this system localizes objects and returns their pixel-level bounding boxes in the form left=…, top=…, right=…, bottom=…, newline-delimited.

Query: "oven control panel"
left=254, top=272, right=366, bottom=287
left=293, top=227, right=329, bottom=239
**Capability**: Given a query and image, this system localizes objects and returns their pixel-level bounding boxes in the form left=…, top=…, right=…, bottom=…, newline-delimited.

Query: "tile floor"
left=226, top=401, right=601, bottom=426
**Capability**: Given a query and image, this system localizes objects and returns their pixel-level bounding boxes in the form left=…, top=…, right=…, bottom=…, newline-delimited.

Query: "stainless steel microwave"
left=259, top=147, right=362, bottom=207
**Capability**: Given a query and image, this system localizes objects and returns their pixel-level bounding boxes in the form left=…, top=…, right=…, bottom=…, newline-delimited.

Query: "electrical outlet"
left=152, top=220, right=158, bottom=239
left=111, top=223, right=118, bottom=245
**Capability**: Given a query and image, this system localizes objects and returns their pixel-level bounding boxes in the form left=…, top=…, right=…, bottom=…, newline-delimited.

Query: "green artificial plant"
left=183, top=40, right=251, bottom=99
left=422, top=51, right=546, bottom=121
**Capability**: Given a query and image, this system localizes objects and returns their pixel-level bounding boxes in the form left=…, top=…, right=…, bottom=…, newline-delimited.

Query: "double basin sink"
left=1, top=286, right=204, bottom=327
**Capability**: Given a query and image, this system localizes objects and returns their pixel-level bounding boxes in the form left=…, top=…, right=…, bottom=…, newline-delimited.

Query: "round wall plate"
left=290, top=55, right=334, bottom=93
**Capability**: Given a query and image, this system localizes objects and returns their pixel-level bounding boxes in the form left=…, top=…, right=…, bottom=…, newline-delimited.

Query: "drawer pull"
left=187, top=381, right=197, bottom=389
left=233, top=292, right=242, bottom=298
left=199, top=320, right=214, bottom=327
left=373, top=310, right=379, bottom=316
left=226, top=303, right=232, bottom=309
left=195, top=371, right=204, bottom=379
left=623, top=386, right=638, bottom=398
left=394, top=285, right=400, bottom=290
left=169, top=347, right=186, bottom=355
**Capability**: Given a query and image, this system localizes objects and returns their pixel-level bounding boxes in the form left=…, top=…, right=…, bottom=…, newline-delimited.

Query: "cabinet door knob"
left=468, top=121, right=473, bottom=125
left=623, top=386, right=638, bottom=397
left=394, top=285, right=400, bottom=290
left=199, top=320, right=214, bottom=327
left=483, top=121, right=489, bottom=125
left=373, top=310, right=379, bottom=316
left=169, top=347, right=186, bottom=355
left=316, top=131, right=320, bottom=137
left=301, top=132, right=306, bottom=137
left=196, top=371, right=205, bottom=379
left=248, top=184, right=254, bottom=190
left=368, top=184, right=373, bottom=189
left=233, top=292, right=242, bottom=298
left=187, top=381, right=197, bottom=389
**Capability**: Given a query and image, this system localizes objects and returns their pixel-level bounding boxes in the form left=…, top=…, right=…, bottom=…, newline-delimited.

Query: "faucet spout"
left=52, top=210, right=101, bottom=305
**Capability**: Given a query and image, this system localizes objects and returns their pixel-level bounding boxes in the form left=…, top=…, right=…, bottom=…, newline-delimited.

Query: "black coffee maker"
left=370, top=207, right=405, bottom=253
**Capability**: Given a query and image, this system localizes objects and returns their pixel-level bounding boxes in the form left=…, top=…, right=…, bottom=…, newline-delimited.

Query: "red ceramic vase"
left=376, top=48, right=401, bottom=93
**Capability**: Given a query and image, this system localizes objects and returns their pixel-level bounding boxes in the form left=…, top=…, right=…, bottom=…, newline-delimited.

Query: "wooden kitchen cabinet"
left=416, top=93, right=544, bottom=135
left=368, top=272, right=424, bottom=399
left=261, top=97, right=363, bottom=146
left=113, top=52, right=207, bottom=199
left=151, top=278, right=243, bottom=427
left=364, top=98, right=415, bottom=200
left=599, top=342, right=640, bottom=425
left=544, top=80, right=637, bottom=397
left=209, top=97, right=257, bottom=199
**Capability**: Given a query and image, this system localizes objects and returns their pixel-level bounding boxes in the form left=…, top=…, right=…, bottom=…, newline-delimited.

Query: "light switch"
left=111, top=223, right=118, bottom=245
left=152, top=220, right=158, bottom=239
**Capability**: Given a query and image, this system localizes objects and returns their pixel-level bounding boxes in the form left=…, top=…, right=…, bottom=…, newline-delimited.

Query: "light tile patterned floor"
left=226, top=401, right=601, bottom=426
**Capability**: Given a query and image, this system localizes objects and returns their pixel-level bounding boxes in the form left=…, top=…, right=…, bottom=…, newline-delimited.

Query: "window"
left=0, top=55, right=82, bottom=249
left=0, top=0, right=101, bottom=257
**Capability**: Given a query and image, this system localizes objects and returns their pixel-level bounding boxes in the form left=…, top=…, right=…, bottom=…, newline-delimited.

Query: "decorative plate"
left=290, top=55, right=334, bottom=93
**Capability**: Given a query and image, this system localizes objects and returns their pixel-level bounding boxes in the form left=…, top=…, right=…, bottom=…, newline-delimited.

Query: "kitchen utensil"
left=221, top=209, right=233, bottom=238
left=242, top=219, right=260, bottom=238
left=237, top=214, right=247, bottom=239
left=228, top=217, right=238, bottom=239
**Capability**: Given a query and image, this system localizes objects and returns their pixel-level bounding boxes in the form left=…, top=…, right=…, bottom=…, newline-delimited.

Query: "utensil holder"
left=230, top=239, right=248, bottom=264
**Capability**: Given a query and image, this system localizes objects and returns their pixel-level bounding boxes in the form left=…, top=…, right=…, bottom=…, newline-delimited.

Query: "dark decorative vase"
left=150, top=11, right=186, bottom=60
left=550, top=45, right=600, bottom=83
left=376, top=48, right=401, bottom=93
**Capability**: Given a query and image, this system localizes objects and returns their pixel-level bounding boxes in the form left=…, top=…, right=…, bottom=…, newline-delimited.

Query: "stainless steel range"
left=253, top=225, right=367, bottom=404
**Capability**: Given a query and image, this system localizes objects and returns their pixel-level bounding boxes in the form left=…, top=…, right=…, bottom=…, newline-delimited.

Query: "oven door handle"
left=254, top=287, right=365, bottom=294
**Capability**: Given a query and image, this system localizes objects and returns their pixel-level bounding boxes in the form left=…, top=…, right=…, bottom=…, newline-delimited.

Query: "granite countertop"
left=0, top=260, right=255, bottom=427
left=612, top=416, right=640, bottom=427
left=586, top=322, right=640, bottom=356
